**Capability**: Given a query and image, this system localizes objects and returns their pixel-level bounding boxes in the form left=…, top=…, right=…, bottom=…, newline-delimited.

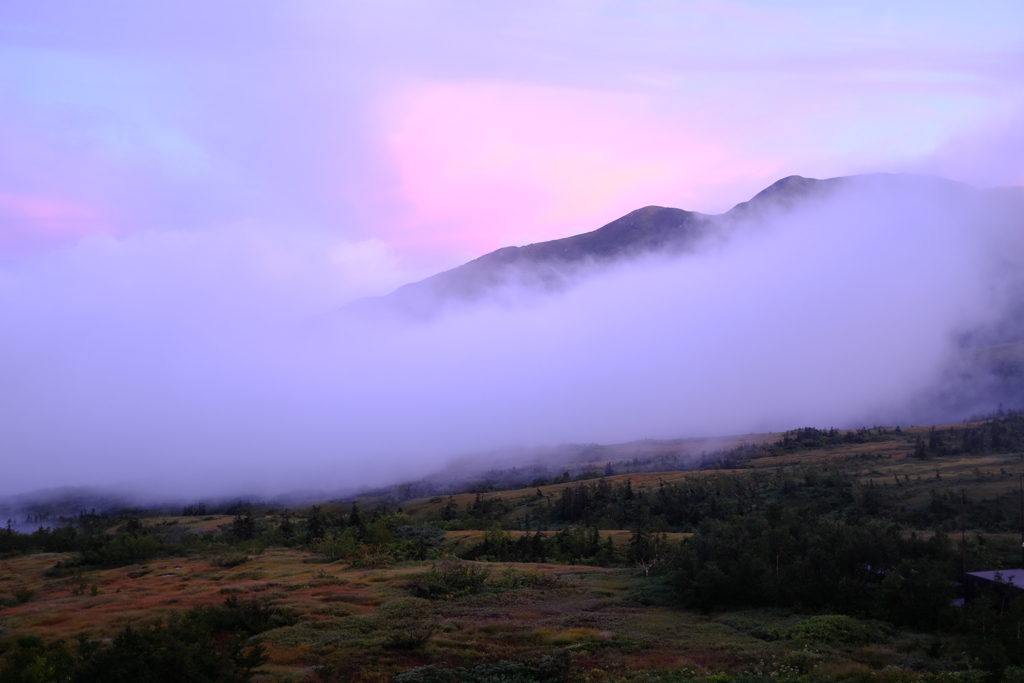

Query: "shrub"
left=319, top=531, right=358, bottom=562
left=349, top=543, right=400, bottom=568
left=781, top=647, right=822, bottom=674
left=41, top=531, right=162, bottom=576
left=73, top=616, right=267, bottom=683
left=0, top=636, right=78, bottom=682
left=392, top=650, right=572, bottom=683
left=494, top=566, right=559, bottom=590
left=397, top=525, right=446, bottom=548
left=190, top=596, right=298, bottom=636
left=0, top=597, right=288, bottom=683
left=88, top=533, right=160, bottom=567
left=781, top=614, right=890, bottom=645
left=209, top=552, right=249, bottom=568
left=411, top=559, right=489, bottom=600
left=377, top=598, right=438, bottom=650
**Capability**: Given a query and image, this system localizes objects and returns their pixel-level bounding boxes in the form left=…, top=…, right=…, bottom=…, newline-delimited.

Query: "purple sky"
left=2, top=3, right=1024, bottom=498
left=2, top=2, right=1023, bottom=268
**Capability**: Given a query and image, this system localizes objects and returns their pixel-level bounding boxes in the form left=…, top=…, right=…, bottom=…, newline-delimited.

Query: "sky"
left=2, top=1, right=1024, bottom=268
left=2, top=2, right=1024, bottom=499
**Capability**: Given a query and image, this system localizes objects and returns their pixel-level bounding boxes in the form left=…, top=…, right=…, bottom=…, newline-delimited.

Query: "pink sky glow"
left=1, top=2, right=1023, bottom=270
left=3, top=1, right=1024, bottom=497
left=381, top=81, right=783, bottom=257
left=0, top=191, right=111, bottom=257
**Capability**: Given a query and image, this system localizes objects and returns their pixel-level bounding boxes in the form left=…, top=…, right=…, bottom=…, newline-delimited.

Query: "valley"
left=4, top=415, right=1024, bottom=682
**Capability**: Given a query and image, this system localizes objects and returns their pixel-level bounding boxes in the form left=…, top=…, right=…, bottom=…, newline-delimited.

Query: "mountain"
left=345, top=174, right=846, bottom=318
left=339, top=173, right=1024, bottom=417
left=344, top=173, right=1024, bottom=327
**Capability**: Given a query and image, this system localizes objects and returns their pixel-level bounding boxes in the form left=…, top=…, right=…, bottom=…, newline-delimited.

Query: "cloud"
left=2, top=2, right=1024, bottom=502
left=914, top=108, right=1024, bottom=188
left=2, top=2, right=1022, bottom=264
left=0, top=174, right=1019, bottom=500
left=0, top=191, right=112, bottom=258
left=378, top=81, right=779, bottom=258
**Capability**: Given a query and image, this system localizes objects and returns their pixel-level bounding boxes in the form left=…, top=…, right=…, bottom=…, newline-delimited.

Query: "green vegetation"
left=411, top=560, right=490, bottom=600
left=393, top=650, right=572, bottom=683
left=0, top=598, right=292, bottom=683
left=3, top=412, right=1024, bottom=681
left=780, top=615, right=892, bottom=645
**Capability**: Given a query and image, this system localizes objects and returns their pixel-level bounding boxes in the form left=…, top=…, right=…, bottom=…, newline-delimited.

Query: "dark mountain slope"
left=725, top=173, right=846, bottom=219
left=346, top=174, right=843, bottom=318
left=370, top=205, right=705, bottom=314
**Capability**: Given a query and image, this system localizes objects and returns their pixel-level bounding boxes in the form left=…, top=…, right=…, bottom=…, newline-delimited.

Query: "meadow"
left=3, top=415, right=1024, bottom=682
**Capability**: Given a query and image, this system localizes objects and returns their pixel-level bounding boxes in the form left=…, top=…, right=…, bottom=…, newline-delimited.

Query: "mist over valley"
left=6, top=7, right=1024, bottom=680
left=2, top=172, right=1022, bottom=503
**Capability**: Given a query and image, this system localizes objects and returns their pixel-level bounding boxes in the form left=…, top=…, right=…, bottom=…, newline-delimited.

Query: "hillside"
left=5, top=413, right=1024, bottom=681
left=345, top=175, right=846, bottom=319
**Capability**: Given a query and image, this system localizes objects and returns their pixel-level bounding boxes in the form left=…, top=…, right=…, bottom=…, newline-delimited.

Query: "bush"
left=411, top=559, right=489, bottom=600
left=73, top=616, right=266, bottom=683
left=494, top=566, right=559, bottom=591
left=349, top=543, right=400, bottom=568
left=392, top=650, right=572, bottom=683
left=377, top=598, right=438, bottom=650
left=87, top=533, right=160, bottom=567
left=319, top=531, right=359, bottom=563
left=781, top=615, right=890, bottom=645
left=0, top=597, right=290, bottom=683
left=0, top=636, right=78, bottom=683
left=780, top=647, right=822, bottom=674
left=210, top=552, right=249, bottom=568
left=397, top=526, right=446, bottom=547
left=190, top=596, right=298, bottom=636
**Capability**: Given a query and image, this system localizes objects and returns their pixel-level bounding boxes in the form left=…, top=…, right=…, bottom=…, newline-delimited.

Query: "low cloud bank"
left=1, top=174, right=1022, bottom=500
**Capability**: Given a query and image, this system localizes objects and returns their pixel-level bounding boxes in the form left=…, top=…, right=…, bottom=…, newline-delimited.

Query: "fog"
left=1, top=174, right=1022, bottom=501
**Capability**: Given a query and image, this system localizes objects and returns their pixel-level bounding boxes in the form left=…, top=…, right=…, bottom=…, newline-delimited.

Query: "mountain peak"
left=346, top=175, right=845, bottom=319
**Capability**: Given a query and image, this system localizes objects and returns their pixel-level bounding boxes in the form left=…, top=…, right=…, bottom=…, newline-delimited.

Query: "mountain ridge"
left=344, top=172, right=1024, bottom=320
left=346, top=174, right=848, bottom=318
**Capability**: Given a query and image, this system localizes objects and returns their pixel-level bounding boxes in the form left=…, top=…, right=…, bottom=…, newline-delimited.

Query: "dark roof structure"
left=965, top=569, right=1024, bottom=603
left=968, top=569, right=1024, bottom=585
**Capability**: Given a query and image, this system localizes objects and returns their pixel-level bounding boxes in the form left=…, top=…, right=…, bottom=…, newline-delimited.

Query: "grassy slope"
left=0, top=551, right=941, bottom=683
left=385, top=423, right=1024, bottom=533
left=3, top=421, right=1024, bottom=681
